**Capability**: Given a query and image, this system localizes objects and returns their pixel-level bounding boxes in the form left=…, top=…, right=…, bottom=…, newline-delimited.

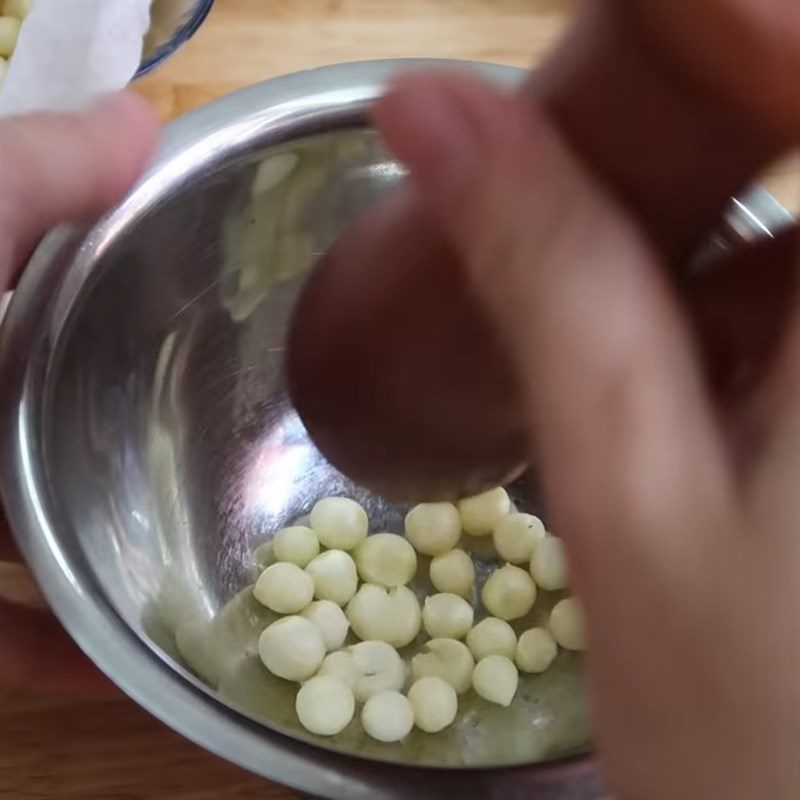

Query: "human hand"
left=372, top=5, right=799, bottom=799
left=285, top=0, right=798, bottom=502
left=0, top=92, right=158, bottom=690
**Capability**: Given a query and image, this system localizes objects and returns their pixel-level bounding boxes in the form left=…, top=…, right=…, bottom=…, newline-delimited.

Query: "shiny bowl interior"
left=41, top=123, right=589, bottom=767
left=0, top=60, right=792, bottom=799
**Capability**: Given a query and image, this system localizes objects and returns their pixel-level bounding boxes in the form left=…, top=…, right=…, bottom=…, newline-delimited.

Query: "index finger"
left=0, top=92, right=159, bottom=291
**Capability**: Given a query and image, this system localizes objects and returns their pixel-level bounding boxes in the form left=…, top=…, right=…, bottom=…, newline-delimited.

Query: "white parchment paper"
left=0, top=0, right=152, bottom=117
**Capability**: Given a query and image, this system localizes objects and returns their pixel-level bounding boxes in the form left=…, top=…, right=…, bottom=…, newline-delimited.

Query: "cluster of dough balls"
left=249, top=490, right=585, bottom=742
left=0, top=0, right=31, bottom=86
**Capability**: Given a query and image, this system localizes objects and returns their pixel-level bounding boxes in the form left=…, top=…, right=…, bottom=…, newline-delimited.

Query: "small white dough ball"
left=348, top=640, right=406, bottom=702
left=411, top=638, right=474, bottom=694
left=404, top=502, right=461, bottom=555
left=346, top=584, right=421, bottom=647
left=493, top=513, right=546, bottom=563
left=482, top=564, right=536, bottom=620
left=309, top=496, right=368, bottom=550
left=429, top=549, right=475, bottom=599
left=272, top=525, right=320, bottom=567
left=472, top=655, right=518, bottom=706
left=253, top=562, right=314, bottom=614
left=354, top=533, right=417, bottom=587
left=0, top=16, right=20, bottom=58
left=515, top=627, right=558, bottom=673
left=302, top=600, right=350, bottom=651
left=408, top=677, right=458, bottom=733
left=530, top=536, right=569, bottom=590
left=458, top=487, right=510, bottom=536
left=295, top=676, right=355, bottom=736
left=422, top=593, right=474, bottom=639
left=550, top=598, right=586, bottom=650
left=361, top=691, right=414, bottom=742
left=305, top=550, right=358, bottom=605
left=318, top=650, right=359, bottom=690
left=258, top=616, right=325, bottom=681
left=466, top=617, right=517, bottom=661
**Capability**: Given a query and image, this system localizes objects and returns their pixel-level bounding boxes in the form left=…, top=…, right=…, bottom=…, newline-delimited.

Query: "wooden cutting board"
left=1, top=2, right=796, bottom=799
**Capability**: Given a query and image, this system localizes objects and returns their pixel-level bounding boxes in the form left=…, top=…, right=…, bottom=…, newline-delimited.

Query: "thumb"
left=373, top=74, right=737, bottom=593
left=0, top=92, right=159, bottom=290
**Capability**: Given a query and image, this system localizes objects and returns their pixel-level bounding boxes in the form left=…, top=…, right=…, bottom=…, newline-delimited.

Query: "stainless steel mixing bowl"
left=0, top=59, right=792, bottom=799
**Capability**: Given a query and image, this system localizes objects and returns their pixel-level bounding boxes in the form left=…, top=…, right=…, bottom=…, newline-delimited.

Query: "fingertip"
left=373, top=72, right=477, bottom=181
left=92, top=90, right=156, bottom=123
left=373, top=70, right=529, bottom=238
left=374, top=70, right=543, bottom=197
left=0, top=93, right=161, bottom=286
left=88, top=91, right=161, bottom=201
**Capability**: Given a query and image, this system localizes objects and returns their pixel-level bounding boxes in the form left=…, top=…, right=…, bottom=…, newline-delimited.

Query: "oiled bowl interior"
left=45, top=128, right=589, bottom=766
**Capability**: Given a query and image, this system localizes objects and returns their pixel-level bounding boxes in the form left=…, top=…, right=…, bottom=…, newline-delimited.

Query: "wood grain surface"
left=1, top=1, right=797, bottom=799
